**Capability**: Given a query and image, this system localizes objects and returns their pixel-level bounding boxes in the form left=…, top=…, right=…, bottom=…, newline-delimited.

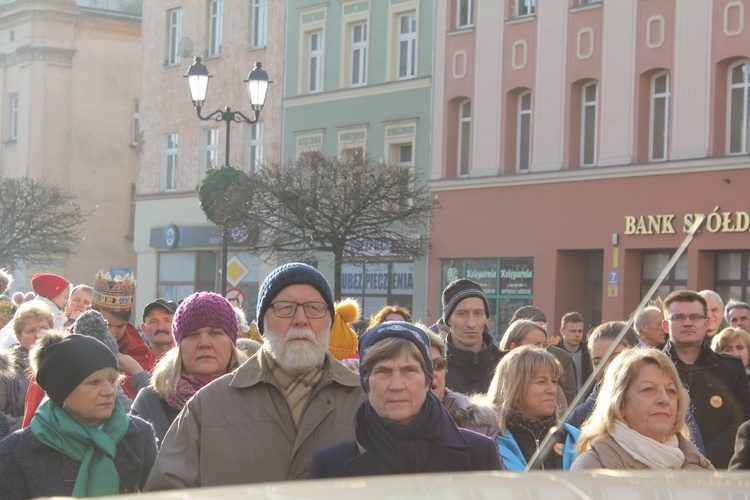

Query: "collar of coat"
left=229, top=349, right=361, bottom=390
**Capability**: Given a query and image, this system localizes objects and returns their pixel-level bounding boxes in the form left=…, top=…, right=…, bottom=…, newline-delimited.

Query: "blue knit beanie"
left=256, top=263, right=334, bottom=334
left=358, top=320, right=433, bottom=389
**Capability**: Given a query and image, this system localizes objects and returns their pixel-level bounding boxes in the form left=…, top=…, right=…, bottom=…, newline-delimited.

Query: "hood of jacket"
left=443, top=389, right=498, bottom=429
left=0, top=347, right=16, bottom=380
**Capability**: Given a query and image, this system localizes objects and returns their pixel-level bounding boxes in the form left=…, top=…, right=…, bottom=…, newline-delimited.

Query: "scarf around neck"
left=167, top=373, right=215, bottom=411
left=355, top=391, right=444, bottom=473
left=610, top=420, right=685, bottom=470
left=31, top=398, right=129, bottom=497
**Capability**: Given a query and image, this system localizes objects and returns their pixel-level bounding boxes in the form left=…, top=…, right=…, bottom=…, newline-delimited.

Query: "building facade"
left=134, top=0, right=284, bottom=319
left=283, top=0, right=434, bottom=321
left=0, top=0, right=141, bottom=290
left=428, top=0, right=750, bottom=337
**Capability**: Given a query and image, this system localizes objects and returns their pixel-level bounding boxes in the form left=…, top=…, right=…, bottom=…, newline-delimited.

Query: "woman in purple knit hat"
left=131, top=292, right=248, bottom=444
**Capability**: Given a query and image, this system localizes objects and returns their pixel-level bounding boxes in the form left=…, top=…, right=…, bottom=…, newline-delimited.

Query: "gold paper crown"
left=92, top=270, right=136, bottom=311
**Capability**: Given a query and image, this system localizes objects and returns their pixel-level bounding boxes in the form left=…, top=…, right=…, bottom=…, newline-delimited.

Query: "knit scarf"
left=31, top=398, right=129, bottom=497
left=507, top=411, right=558, bottom=440
left=266, top=354, right=323, bottom=427
left=610, top=420, right=685, bottom=470
left=355, top=391, right=443, bottom=474
left=166, top=373, right=215, bottom=411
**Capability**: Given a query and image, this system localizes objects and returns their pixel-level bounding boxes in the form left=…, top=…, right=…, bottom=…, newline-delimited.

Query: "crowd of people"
left=2, top=264, right=750, bottom=497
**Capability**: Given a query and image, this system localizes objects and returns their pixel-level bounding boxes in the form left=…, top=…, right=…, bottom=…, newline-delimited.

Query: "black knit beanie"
left=72, top=309, right=120, bottom=359
left=36, top=335, right=119, bottom=407
left=441, top=278, right=489, bottom=326
left=256, top=263, right=334, bottom=334
left=358, top=320, right=433, bottom=389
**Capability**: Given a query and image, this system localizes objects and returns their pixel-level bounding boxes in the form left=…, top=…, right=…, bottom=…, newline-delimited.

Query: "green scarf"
left=31, top=398, right=129, bottom=497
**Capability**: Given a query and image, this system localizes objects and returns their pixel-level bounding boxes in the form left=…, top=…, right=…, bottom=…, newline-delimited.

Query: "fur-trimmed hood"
left=444, top=390, right=499, bottom=429
left=0, top=347, right=17, bottom=380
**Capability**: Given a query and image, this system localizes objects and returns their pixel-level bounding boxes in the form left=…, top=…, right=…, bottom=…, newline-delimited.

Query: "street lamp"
left=185, top=56, right=271, bottom=296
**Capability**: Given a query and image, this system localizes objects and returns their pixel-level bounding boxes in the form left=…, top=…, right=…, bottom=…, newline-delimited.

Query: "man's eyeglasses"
left=270, top=301, right=328, bottom=319
left=667, top=314, right=706, bottom=323
left=432, top=358, right=447, bottom=372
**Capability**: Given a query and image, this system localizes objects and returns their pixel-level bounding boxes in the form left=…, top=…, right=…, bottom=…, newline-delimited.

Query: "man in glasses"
left=145, top=263, right=365, bottom=490
left=663, top=289, right=750, bottom=468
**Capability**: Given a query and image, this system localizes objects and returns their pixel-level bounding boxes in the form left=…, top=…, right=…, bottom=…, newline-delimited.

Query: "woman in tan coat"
left=572, top=348, right=713, bottom=471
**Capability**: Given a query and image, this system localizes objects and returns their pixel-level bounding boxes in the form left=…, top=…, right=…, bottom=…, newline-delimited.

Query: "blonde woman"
left=711, top=327, right=750, bottom=380
left=572, top=348, right=713, bottom=470
left=487, top=345, right=579, bottom=471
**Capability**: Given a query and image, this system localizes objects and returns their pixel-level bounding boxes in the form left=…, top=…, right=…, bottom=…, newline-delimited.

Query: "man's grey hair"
left=725, top=299, right=750, bottom=320
left=699, top=290, right=724, bottom=308
left=635, top=306, right=662, bottom=331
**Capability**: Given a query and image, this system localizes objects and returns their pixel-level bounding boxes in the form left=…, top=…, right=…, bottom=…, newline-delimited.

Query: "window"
left=208, top=0, right=223, bottom=58
left=457, top=0, right=474, bottom=28
left=517, top=91, right=532, bottom=172
left=397, top=144, right=413, bottom=207
left=579, top=0, right=601, bottom=5
left=641, top=251, right=687, bottom=301
left=158, top=251, right=218, bottom=302
left=308, top=30, right=323, bottom=93
left=8, top=93, right=18, bottom=141
left=245, top=122, right=263, bottom=172
left=167, top=8, right=182, bottom=66
left=716, top=252, right=750, bottom=302
left=458, top=100, right=471, bottom=176
left=296, top=131, right=324, bottom=160
left=201, top=128, right=219, bottom=178
left=132, top=100, right=139, bottom=146
left=581, top=82, right=598, bottom=167
left=252, top=0, right=267, bottom=48
left=650, top=72, right=670, bottom=161
left=728, top=61, right=750, bottom=155
left=351, top=22, right=367, bottom=87
left=163, top=133, right=178, bottom=192
left=515, top=0, right=535, bottom=17
left=397, top=12, right=416, bottom=79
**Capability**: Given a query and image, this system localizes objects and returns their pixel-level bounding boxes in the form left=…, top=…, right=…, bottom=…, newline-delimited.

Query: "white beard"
left=263, top=325, right=330, bottom=375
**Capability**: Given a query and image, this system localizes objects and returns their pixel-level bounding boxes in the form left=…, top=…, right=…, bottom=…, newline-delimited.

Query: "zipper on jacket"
left=474, top=352, right=479, bottom=365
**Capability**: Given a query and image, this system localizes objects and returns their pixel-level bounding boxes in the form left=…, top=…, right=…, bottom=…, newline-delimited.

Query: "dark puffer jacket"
left=0, top=415, right=157, bottom=498
left=445, top=330, right=504, bottom=395
left=665, top=340, right=750, bottom=468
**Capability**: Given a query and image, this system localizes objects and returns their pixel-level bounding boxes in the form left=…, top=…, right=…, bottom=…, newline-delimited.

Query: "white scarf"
left=610, top=420, right=685, bottom=470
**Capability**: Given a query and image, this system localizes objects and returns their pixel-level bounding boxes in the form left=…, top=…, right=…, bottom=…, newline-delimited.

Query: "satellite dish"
left=178, top=38, right=194, bottom=58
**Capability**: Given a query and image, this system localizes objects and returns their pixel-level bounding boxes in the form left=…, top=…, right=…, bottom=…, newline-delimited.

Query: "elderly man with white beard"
left=145, top=263, right=365, bottom=490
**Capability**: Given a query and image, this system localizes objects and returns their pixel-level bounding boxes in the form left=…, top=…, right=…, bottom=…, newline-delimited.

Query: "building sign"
left=341, top=262, right=414, bottom=319
left=466, top=259, right=498, bottom=295
left=500, top=259, right=534, bottom=296
left=624, top=208, right=750, bottom=235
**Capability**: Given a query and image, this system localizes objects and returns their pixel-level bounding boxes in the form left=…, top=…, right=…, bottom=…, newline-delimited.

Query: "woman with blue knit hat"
left=309, top=320, right=503, bottom=477
left=0, top=331, right=157, bottom=498
left=131, top=291, right=247, bottom=444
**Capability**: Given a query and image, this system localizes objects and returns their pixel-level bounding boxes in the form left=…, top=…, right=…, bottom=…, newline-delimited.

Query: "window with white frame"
left=208, top=0, right=223, bottom=58
left=397, top=143, right=413, bottom=207
left=514, top=0, right=535, bottom=17
left=458, top=100, right=471, bottom=176
left=132, top=100, right=139, bottom=146
left=398, top=12, right=417, bottom=79
left=517, top=91, right=532, bottom=172
left=351, top=22, right=368, bottom=87
left=201, top=127, right=219, bottom=178
left=296, top=131, right=324, bottom=160
left=8, top=93, right=18, bottom=141
left=252, top=0, right=268, bottom=48
left=579, top=0, right=601, bottom=5
left=245, top=122, right=263, bottom=172
left=581, top=82, right=598, bottom=167
left=457, top=0, right=474, bottom=28
left=650, top=72, right=669, bottom=161
left=167, top=8, right=182, bottom=66
left=163, top=133, right=179, bottom=192
left=728, top=60, right=750, bottom=155
left=308, top=30, right=323, bottom=93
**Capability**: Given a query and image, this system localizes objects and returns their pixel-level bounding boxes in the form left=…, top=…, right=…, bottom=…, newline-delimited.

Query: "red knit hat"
left=31, top=273, right=70, bottom=300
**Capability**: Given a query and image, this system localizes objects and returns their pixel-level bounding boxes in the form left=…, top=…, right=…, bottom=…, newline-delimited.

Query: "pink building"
left=429, top=0, right=750, bottom=336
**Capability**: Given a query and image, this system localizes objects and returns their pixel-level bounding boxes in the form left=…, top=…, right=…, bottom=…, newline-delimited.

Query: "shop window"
left=728, top=60, right=750, bottom=155
left=167, top=7, right=182, bottom=66
left=650, top=71, right=670, bottom=161
left=342, top=262, right=414, bottom=320
left=716, top=251, right=750, bottom=302
left=441, top=257, right=534, bottom=338
left=208, top=0, right=223, bottom=58
left=251, top=0, right=267, bottom=49
left=641, top=251, right=687, bottom=301
left=458, top=99, right=472, bottom=176
left=158, top=251, right=217, bottom=302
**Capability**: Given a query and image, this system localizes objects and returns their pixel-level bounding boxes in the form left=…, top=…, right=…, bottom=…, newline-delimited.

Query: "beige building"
left=134, top=0, right=284, bottom=318
left=0, top=0, right=141, bottom=289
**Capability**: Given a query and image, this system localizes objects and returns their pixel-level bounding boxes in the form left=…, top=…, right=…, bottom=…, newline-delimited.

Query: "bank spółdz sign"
left=625, top=208, right=749, bottom=235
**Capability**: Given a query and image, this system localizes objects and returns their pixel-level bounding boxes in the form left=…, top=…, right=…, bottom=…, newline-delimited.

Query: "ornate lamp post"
left=185, top=56, right=270, bottom=295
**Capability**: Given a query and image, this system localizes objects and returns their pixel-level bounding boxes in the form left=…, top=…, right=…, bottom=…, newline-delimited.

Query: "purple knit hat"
left=172, top=292, right=239, bottom=345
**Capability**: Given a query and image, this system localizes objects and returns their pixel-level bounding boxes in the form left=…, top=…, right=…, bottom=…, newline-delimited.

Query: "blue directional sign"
left=608, top=270, right=619, bottom=285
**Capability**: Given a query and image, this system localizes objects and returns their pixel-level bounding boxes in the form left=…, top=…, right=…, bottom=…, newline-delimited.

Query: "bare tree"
left=242, top=153, right=438, bottom=300
left=0, top=176, right=90, bottom=270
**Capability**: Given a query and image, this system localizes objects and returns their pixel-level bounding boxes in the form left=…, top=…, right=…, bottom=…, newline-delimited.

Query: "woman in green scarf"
left=0, top=331, right=157, bottom=498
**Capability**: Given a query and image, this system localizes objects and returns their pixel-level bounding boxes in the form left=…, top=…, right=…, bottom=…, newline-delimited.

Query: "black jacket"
left=0, top=415, right=157, bottom=499
left=130, top=385, right=180, bottom=446
left=308, top=408, right=503, bottom=477
left=665, top=340, right=750, bottom=468
left=557, top=341, right=593, bottom=393
left=445, top=331, right=504, bottom=395
left=729, top=419, right=750, bottom=469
